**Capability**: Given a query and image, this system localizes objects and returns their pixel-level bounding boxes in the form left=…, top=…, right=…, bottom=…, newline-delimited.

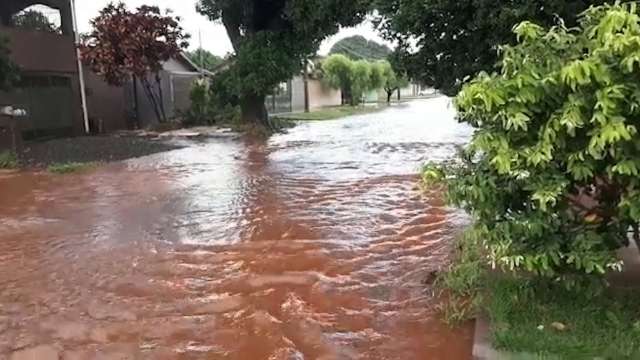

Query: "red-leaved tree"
left=80, top=3, right=189, bottom=124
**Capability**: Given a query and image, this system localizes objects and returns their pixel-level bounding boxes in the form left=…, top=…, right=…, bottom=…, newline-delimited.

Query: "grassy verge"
left=48, top=162, right=98, bottom=174
left=438, top=236, right=640, bottom=358
left=277, top=104, right=386, bottom=121
left=0, top=151, right=18, bottom=169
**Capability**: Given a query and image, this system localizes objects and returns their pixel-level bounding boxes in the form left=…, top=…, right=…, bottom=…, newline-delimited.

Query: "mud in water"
left=0, top=98, right=474, bottom=359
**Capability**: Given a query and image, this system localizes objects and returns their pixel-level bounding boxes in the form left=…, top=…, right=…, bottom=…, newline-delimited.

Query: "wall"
left=1, top=26, right=76, bottom=74
left=84, top=68, right=128, bottom=132
left=290, top=76, right=342, bottom=112
left=307, top=79, right=341, bottom=110
left=0, top=26, right=83, bottom=135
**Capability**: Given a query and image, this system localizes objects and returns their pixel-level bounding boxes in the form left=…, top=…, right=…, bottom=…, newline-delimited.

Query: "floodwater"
left=0, top=97, right=474, bottom=359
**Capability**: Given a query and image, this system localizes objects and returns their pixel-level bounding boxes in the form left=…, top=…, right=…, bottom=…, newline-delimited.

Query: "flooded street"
left=0, top=97, right=474, bottom=359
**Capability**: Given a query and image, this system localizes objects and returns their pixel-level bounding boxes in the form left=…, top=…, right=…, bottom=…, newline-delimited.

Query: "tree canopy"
left=196, top=0, right=370, bottom=128
left=12, top=9, right=60, bottom=33
left=376, top=0, right=603, bottom=96
left=186, top=48, right=223, bottom=72
left=322, top=54, right=400, bottom=105
left=424, top=3, right=640, bottom=281
left=329, top=35, right=391, bottom=61
left=81, top=2, right=189, bottom=123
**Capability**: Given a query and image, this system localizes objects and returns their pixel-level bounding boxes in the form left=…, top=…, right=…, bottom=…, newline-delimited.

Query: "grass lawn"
left=486, top=277, right=640, bottom=359
left=277, top=104, right=386, bottom=121
left=437, top=236, right=640, bottom=358
left=48, top=161, right=99, bottom=174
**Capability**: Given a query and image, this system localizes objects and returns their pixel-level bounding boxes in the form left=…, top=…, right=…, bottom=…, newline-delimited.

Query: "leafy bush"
left=0, top=151, right=17, bottom=169
left=183, top=78, right=240, bottom=127
left=425, top=3, right=640, bottom=281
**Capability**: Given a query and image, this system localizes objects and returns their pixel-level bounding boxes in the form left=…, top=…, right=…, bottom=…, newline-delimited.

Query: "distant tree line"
left=321, top=54, right=408, bottom=105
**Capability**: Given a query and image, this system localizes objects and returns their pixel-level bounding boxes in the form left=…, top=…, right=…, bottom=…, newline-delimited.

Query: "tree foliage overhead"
left=375, top=0, right=603, bottom=96
left=186, top=48, right=223, bottom=72
left=196, top=0, right=370, bottom=128
left=0, top=36, right=18, bottom=91
left=329, top=35, right=391, bottom=61
left=80, top=2, right=189, bottom=123
left=425, top=3, right=640, bottom=281
left=12, top=9, right=60, bottom=33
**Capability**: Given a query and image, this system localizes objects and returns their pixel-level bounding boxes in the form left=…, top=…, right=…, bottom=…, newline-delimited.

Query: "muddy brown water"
left=0, top=98, right=474, bottom=359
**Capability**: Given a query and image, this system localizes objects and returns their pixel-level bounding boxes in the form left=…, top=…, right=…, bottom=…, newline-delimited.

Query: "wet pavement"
left=0, top=97, right=474, bottom=359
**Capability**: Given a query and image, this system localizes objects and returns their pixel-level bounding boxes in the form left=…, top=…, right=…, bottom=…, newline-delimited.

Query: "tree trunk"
left=141, top=77, right=166, bottom=124
left=155, top=73, right=168, bottom=122
left=240, top=93, right=270, bottom=129
left=386, top=90, right=393, bottom=104
left=132, top=75, right=140, bottom=129
left=303, top=63, right=310, bottom=113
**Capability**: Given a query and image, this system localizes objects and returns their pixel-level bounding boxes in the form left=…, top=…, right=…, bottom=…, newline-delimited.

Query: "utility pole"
left=70, top=0, right=90, bottom=134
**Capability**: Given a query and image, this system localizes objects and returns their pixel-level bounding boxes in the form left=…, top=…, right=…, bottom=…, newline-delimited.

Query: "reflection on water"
left=0, top=98, right=474, bottom=359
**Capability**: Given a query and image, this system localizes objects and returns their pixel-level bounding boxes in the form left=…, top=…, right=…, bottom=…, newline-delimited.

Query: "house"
left=85, top=53, right=206, bottom=130
left=266, top=60, right=342, bottom=115
left=0, top=0, right=85, bottom=140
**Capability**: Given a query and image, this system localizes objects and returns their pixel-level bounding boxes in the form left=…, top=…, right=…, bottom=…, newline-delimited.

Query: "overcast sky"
left=74, top=1, right=392, bottom=57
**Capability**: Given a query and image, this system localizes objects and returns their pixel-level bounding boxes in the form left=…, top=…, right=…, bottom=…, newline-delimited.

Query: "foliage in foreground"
left=375, top=0, right=603, bottom=96
left=0, top=151, right=18, bottom=169
left=425, top=3, right=640, bottom=280
left=48, top=162, right=98, bottom=174
left=81, top=2, right=189, bottom=124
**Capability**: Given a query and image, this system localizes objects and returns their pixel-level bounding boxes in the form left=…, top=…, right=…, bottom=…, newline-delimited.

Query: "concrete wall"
left=308, top=79, right=341, bottom=110
left=1, top=26, right=76, bottom=74
left=291, top=76, right=342, bottom=112
left=84, top=68, right=128, bottom=133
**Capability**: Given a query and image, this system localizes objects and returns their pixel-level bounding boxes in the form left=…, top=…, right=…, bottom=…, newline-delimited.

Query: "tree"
left=12, top=9, right=60, bottom=33
left=0, top=36, right=18, bottom=91
left=379, top=60, right=408, bottom=103
left=196, top=0, right=370, bottom=129
left=375, top=0, right=603, bottom=96
left=80, top=3, right=189, bottom=124
left=322, top=54, right=354, bottom=105
left=187, top=48, right=223, bottom=72
left=329, top=35, right=391, bottom=61
left=351, top=60, right=372, bottom=104
left=424, top=3, right=640, bottom=282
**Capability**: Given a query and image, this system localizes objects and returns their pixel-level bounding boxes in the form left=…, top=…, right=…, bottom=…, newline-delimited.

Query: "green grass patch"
left=487, top=278, right=640, bottom=359
left=47, top=162, right=98, bottom=174
left=277, top=105, right=385, bottom=121
left=0, top=151, right=18, bottom=169
left=437, top=236, right=640, bottom=358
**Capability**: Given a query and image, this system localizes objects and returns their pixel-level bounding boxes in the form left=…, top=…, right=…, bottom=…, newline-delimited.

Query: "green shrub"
left=425, top=3, right=640, bottom=281
left=183, top=78, right=240, bottom=126
left=0, top=151, right=17, bottom=169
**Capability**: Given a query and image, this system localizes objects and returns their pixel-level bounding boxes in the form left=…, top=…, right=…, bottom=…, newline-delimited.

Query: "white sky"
left=74, top=1, right=392, bottom=57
